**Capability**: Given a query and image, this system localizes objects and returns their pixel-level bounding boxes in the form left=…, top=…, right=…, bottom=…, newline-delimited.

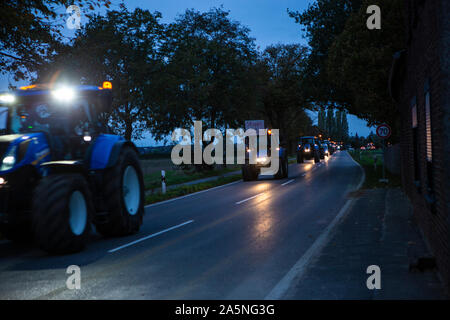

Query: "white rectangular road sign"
left=245, top=120, right=265, bottom=132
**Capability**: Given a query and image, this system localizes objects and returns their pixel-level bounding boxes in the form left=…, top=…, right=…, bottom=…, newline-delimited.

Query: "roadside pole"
left=380, top=139, right=388, bottom=183
left=161, top=170, right=166, bottom=194
left=376, top=124, right=391, bottom=183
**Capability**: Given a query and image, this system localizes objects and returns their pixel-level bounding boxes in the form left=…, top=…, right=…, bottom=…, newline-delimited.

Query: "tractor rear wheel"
left=95, top=147, right=144, bottom=237
left=314, top=151, right=320, bottom=163
left=274, top=157, right=288, bottom=179
left=32, top=174, right=93, bottom=254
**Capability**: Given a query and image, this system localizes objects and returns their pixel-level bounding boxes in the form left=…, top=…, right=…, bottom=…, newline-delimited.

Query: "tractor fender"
left=40, top=161, right=87, bottom=175
left=106, top=140, right=138, bottom=168
left=88, top=134, right=138, bottom=170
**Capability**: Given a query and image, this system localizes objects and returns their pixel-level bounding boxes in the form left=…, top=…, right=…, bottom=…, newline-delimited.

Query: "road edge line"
left=264, top=152, right=365, bottom=300
left=108, top=220, right=194, bottom=253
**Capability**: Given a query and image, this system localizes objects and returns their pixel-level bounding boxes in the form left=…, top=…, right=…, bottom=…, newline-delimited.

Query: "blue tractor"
left=0, top=83, right=145, bottom=254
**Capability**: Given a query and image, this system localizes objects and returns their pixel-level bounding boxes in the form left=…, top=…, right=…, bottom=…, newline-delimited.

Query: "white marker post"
left=161, top=170, right=166, bottom=194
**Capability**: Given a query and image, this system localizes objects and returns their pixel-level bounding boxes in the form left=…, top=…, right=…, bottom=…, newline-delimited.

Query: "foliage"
left=288, top=0, right=363, bottom=106
left=148, top=7, right=258, bottom=139
left=318, top=107, right=349, bottom=142
left=327, top=0, right=405, bottom=128
left=37, top=5, right=165, bottom=140
left=258, top=44, right=313, bottom=152
left=145, top=174, right=241, bottom=205
left=0, top=0, right=111, bottom=81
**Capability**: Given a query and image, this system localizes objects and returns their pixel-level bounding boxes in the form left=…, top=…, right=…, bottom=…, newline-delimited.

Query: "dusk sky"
left=0, top=0, right=375, bottom=146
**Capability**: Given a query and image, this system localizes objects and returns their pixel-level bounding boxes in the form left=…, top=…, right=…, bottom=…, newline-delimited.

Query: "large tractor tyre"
left=96, top=147, right=144, bottom=237
left=297, top=153, right=304, bottom=164
left=32, top=174, right=93, bottom=254
left=283, top=158, right=289, bottom=178
left=314, top=151, right=320, bottom=163
left=320, top=152, right=325, bottom=159
left=275, top=157, right=288, bottom=179
left=242, top=164, right=258, bottom=181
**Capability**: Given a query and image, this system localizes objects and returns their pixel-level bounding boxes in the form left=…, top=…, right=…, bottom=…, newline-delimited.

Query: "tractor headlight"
left=52, top=87, right=75, bottom=102
left=257, top=157, right=267, bottom=164
left=1, top=145, right=17, bottom=171
left=0, top=94, right=15, bottom=103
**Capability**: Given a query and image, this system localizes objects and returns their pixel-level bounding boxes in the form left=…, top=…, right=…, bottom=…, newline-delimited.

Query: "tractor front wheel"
left=32, top=174, right=93, bottom=254
left=242, top=164, right=259, bottom=181
left=96, top=147, right=144, bottom=237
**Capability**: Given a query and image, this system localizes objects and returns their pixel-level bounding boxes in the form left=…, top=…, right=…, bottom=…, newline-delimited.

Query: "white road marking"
left=145, top=180, right=241, bottom=208
left=265, top=153, right=365, bottom=300
left=108, top=220, right=194, bottom=253
left=281, top=179, right=295, bottom=186
left=235, top=193, right=265, bottom=205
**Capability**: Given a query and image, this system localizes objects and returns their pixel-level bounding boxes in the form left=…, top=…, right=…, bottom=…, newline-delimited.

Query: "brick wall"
left=398, top=0, right=450, bottom=289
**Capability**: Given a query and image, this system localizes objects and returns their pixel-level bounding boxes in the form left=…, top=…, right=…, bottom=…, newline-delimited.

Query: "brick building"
left=389, top=0, right=450, bottom=289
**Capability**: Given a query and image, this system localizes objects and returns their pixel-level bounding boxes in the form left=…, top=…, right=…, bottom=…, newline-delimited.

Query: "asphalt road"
left=0, top=151, right=363, bottom=299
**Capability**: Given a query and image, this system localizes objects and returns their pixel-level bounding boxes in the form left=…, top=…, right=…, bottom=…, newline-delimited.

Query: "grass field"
left=141, top=159, right=240, bottom=190
left=145, top=174, right=242, bottom=205
left=349, top=149, right=402, bottom=189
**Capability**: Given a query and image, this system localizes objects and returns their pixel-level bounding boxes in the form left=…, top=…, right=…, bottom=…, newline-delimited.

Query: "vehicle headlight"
left=0, top=94, right=15, bottom=103
left=52, top=87, right=75, bottom=102
left=1, top=145, right=17, bottom=171
left=304, top=148, right=310, bottom=152
left=257, top=157, right=267, bottom=163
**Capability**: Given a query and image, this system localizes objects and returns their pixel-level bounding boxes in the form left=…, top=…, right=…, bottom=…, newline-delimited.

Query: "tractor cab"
left=0, top=83, right=112, bottom=161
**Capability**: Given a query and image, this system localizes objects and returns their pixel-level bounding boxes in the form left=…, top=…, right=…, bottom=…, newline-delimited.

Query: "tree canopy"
left=0, top=0, right=111, bottom=81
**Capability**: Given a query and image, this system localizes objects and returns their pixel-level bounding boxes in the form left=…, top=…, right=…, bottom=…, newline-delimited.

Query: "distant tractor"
left=0, top=82, right=145, bottom=254
left=241, top=127, right=288, bottom=182
left=297, top=136, right=320, bottom=163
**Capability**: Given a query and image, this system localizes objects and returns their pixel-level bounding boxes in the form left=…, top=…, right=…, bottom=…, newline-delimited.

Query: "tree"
left=0, top=0, right=111, bottom=81
left=341, top=111, right=349, bottom=142
left=258, top=44, right=313, bottom=153
left=288, top=0, right=363, bottom=106
left=318, top=107, right=326, bottom=133
left=148, top=7, right=258, bottom=139
left=325, top=107, right=334, bottom=138
left=327, top=0, right=405, bottom=128
left=37, top=6, right=165, bottom=140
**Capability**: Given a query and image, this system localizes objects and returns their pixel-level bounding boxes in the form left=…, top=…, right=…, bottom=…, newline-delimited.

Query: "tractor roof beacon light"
left=102, top=81, right=112, bottom=89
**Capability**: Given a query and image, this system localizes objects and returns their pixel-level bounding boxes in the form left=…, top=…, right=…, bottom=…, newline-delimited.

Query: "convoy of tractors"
left=0, top=83, right=340, bottom=254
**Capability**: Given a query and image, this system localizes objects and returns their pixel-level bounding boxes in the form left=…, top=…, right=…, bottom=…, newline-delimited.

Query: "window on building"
left=411, top=97, right=420, bottom=191
left=424, top=80, right=435, bottom=207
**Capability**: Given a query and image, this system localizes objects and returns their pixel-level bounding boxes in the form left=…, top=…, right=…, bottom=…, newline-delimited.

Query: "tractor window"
left=300, top=138, right=314, bottom=145
left=8, top=99, right=95, bottom=136
left=0, top=107, right=7, bottom=134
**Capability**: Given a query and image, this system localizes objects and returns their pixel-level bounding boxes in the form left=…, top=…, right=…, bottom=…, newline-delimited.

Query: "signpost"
left=376, top=124, right=391, bottom=183
left=245, top=120, right=265, bottom=134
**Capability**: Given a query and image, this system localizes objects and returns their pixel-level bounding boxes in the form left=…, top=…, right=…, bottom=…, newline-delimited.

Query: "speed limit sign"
left=376, top=124, right=391, bottom=139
